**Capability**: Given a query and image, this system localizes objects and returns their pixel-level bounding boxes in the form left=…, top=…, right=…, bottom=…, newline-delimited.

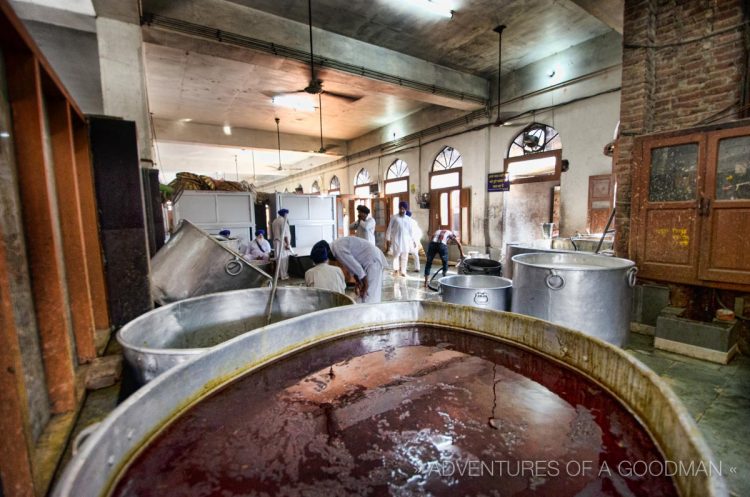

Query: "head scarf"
left=398, top=201, right=408, bottom=211
left=310, top=243, right=329, bottom=264
left=219, top=229, right=231, bottom=237
left=255, top=229, right=265, bottom=237
left=312, top=240, right=333, bottom=262
left=278, top=208, right=289, bottom=216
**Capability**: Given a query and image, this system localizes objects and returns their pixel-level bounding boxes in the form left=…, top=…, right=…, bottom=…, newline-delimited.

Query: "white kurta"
left=246, top=237, right=271, bottom=261
left=271, top=216, right=291, bottom=278
left=385, top=214, right=413, bottom=255
left=350, top=216, right=376, bottom=244
left=331, top=236, right=386, bottom=303
left=304, top=263, right=346, bottom=293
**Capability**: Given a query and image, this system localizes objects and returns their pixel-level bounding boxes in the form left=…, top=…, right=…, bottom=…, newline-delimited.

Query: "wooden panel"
left=634, top=132, right=704, bottom=284
left=6, top=51, right=76, bottom=413
left=47, top=98, right=95, bottom=363
left=72, top=121, right=110, bottom=331
left=0, top=226, right=35, bottom=496
left=642, top=210, right=696, bottom=265
left=699, top=127, right=750, bottom=285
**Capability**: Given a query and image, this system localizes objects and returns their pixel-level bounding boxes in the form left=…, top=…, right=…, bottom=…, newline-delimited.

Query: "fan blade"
left=321, top=90, right=363, bottom=103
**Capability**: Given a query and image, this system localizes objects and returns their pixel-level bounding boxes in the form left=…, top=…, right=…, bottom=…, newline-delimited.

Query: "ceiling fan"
left=266, top=117, right=303, bottom=172
left=312, top=93, right=340, bottom=154
left=270, top=0, right=363, bottom=105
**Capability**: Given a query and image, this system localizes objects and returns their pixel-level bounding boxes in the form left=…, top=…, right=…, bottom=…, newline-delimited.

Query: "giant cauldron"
left=55, top=302, right=726, bottom=497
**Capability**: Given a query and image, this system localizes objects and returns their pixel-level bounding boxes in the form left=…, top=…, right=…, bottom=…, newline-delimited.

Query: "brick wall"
left=615, top=0, right=747, bottom=255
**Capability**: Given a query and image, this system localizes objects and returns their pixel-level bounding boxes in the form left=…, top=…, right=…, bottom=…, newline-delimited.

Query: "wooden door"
left=699, top=127, right=750, bottom=284
left=372, top=197, right=388, bottom=250
left=634, top=133, right=705, bottom=284
left=587, top=174, right=614, bottom=234
left=335, top=194, right=353, bottom=237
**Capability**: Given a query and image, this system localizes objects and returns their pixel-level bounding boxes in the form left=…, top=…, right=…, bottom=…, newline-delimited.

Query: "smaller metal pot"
left=459, top=258, right=503, bottom=276
left=440, top=274, right=512, bottom=310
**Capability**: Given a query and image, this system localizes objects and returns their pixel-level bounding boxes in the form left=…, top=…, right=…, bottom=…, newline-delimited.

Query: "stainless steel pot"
left=504, top=238, right=614, bottom=279
left=151, top=220, right=272, bottom=304
left=54, top=301, right=726, bottom=497
left=117, top=287, right=355, bottom=383
left=440, top=274, right=511, bottom=310
left=510, top=252, right=637, bottom=346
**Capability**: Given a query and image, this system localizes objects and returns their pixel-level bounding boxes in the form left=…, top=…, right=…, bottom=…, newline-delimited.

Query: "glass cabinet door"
left=635, top=133, right=705, bottom=284
left=699, top=129, right=750, bottom=284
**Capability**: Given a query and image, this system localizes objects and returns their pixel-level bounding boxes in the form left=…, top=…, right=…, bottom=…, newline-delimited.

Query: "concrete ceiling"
left=225, top=0, right=614, bottom=77
left=144, top=42, right=432, bottom=141
left=142, top=0, right=623, bottom=185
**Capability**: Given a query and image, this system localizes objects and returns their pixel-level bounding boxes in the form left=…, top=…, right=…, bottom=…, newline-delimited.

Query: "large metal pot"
left=55, top=302, right=726, bottom=497
left=458, top=257, right=502, bottom=276
left=151, top=220, right=272, bottom=304
left=511, top=252, right=637, bottom=346
left=440, top=274, right=511, bottom=310
left=117, top=287, right=355, bottom=383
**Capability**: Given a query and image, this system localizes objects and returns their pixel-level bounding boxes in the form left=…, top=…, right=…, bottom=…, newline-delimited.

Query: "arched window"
left=354, top=168, right=373, bottom=197
left=430, top=146, right=462, bottom=190
left=311, top=180, right=320, bottom=193
left=508, top=123, right=561, bottom=157
left=429, top=146, right=466, bottom=242
left=386, top=159, right=409, bottom=179
left=505, top=123, right=563, bottom=184
left=384, top=159, right=410, bottom=215
left=433, top=146, right=463, bottom=171
left=329, top=175, right=340, bottom=194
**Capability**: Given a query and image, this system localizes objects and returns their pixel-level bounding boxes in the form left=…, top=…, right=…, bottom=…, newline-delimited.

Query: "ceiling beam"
left=568, top=0, right=623, bottom=34
left=141, top=0, right=488, bottom=109
left=152, top=118, right=347, bottom=154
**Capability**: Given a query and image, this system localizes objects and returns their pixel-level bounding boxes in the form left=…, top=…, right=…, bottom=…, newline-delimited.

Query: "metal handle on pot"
left=545, top=270, right=565, bottom=290
left=72, top=422, right=101, bottom=456
left=225, top=256, right=244, bottom=276
left=627, top=266, right=638, bottom=288
left=474, top=291, right=489, bottom=305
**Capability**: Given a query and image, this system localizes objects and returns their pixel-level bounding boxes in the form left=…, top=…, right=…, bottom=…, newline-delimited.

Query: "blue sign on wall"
left=488, top=172, right=510, bottom=192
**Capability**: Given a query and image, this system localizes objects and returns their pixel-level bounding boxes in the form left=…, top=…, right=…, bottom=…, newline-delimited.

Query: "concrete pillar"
left=94, top=0, right=153, bottom=163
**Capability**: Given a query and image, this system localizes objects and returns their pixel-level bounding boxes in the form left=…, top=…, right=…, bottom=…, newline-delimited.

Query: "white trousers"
left=273, top=239, right=289, bottom=279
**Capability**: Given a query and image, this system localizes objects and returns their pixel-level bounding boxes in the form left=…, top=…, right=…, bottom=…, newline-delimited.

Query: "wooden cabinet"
left=631, top=122, right=750, bottom=290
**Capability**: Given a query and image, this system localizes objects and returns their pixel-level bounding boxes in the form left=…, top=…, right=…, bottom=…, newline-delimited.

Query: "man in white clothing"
left=305, top=242, right=346, bottom=293
left=271, top=208, right=291, bottom=280
left=405, top=210, right=422, bottom=272
left=385, top=201, right=413, bottom=277
left=314, top=237, right=386, bottom=303
left=244, top=229, right=271, bottom=262
left=350, top=205, right=376, bottom=244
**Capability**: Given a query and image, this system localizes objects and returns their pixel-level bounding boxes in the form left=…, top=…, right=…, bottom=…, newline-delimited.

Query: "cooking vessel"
left=150, top=220, right=271, bottom=304
left=117, top=287, right=355, bottom=383
left=511, top=252, right=636, bottom=346
left=440, top=274, right=511, bottom=310
left=55, top=301, right=725, bottom=497
left=458, top=257, right=503, bottom=276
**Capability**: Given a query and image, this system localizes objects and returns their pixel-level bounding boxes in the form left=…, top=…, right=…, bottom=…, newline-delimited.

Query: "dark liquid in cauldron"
left=111, top=327, right=677, bottom=497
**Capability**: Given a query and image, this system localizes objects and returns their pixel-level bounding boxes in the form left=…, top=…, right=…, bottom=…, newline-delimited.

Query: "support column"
left=72, top=121, right=110, bottom=332
left=6, top=51, right=76, bottom=413
left=94, top=0, right=152, bottom=163
left=48, top=98, right=96, bottom=362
